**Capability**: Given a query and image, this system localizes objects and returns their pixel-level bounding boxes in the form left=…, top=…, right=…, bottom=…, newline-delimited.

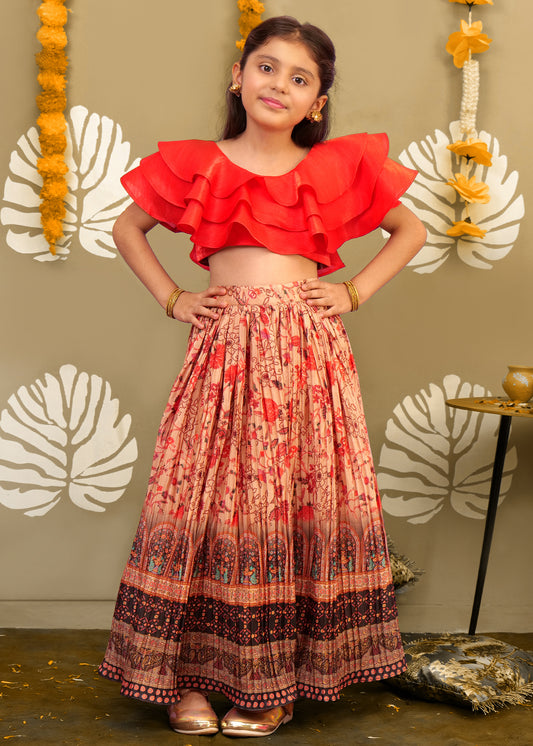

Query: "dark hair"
left=221, top=16, right=336, bottom=147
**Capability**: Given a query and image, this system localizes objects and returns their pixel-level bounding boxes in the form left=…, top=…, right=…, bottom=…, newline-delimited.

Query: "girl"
left=99, top=15, right=426, bottom=738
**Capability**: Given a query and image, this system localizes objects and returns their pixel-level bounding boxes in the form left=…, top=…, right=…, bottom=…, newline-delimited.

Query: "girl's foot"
left=220, top=702, right=293, bottom=737
left=167, top=689, right=219, bottom=735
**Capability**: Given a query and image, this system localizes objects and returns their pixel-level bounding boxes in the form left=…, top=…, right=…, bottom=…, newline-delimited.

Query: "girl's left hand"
left=299, top=279, right=353, bottom=317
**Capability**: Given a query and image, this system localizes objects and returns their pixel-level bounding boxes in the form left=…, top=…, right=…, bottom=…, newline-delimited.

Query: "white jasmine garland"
left=460, top=59, right=480, bottom=137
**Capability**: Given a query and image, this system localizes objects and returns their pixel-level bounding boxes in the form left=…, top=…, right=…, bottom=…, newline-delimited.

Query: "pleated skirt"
left=99, top=281, right=405, bottom=708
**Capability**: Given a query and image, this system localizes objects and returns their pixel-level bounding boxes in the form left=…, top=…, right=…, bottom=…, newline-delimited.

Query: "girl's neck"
left=220, top=126, right=309, bottom=177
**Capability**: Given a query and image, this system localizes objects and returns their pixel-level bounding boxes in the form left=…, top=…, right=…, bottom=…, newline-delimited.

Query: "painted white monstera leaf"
left=378, top=374, right=517, bottom=523
left=1, top=105, right=139, bottom=262
left=393, top=121, right=524, bottom=273
left=0, top=365, right=138, bottom=516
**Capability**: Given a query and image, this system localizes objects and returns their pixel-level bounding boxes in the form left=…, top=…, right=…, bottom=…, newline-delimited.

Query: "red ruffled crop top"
left=121, top=133, right=416, bottom=276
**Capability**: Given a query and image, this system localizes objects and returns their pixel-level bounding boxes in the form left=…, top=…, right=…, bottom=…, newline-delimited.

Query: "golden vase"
left=502, top=365, right=533, bottom=403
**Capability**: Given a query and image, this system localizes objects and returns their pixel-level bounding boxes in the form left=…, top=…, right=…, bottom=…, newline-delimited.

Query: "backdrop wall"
left=1, top=0, right=531, bottom=632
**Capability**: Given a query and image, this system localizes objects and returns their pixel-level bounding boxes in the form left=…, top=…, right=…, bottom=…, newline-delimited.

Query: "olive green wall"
left=0, top=0, right=531, bottom=632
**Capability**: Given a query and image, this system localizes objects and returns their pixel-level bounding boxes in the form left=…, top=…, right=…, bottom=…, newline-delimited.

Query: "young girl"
left=99, top=15, right=426, bottom=738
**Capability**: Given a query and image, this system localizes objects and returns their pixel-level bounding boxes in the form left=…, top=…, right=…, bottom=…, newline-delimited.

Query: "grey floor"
left=1, top=629, right=532, bottom=745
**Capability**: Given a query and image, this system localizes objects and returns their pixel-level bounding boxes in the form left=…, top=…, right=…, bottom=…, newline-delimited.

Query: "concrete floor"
left=1, top=630, right=532, bottom=745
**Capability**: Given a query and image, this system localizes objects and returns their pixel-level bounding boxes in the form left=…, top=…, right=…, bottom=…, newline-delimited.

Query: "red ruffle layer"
left=121, top=134, right=416, bottom=276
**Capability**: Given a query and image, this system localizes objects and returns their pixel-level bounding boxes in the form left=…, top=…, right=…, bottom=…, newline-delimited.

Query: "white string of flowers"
left=445, top=1, right=494, bottom=241
left=460, top=59, right=480, bottom=136
left=460, top=8, right=478, bottom=137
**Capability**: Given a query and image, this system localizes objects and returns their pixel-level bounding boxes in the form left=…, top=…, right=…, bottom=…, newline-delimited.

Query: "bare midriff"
left=208, top=246, right=318, bottom=286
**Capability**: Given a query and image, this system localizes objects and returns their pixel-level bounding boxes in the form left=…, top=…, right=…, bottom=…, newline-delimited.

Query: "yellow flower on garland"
left=448, top=173, right=490, bottom=203
left=236, top=0, right=265, bottom=51
left=449, top=1, right=493, bottom=6
left=447, top=220, right=487, bottom=238
left=36, top=0, right=69, bottom=256
left=446, top=20, right=492, bottom=68
left=447, top=138, right=493, bottom=166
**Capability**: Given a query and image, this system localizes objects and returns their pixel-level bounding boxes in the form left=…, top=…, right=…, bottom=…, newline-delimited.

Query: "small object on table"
left=501, top=365, right=533, bottom=403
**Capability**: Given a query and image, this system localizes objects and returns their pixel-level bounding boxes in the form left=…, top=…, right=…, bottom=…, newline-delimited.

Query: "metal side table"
left=446, top=397, right=533, bottom=634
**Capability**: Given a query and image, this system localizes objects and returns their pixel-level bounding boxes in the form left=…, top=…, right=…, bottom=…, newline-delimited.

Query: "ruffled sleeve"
left=120, top=134, right=416, bottom=275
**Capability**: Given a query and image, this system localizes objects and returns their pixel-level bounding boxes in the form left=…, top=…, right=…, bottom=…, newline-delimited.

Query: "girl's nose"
left=271, top=74, right=288, bottom=93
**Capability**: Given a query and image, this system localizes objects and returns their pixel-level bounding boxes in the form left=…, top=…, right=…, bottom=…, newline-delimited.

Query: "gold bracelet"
left=343, top=280, right=359, bottom=312
left=165, top=286, right=185, bottom=318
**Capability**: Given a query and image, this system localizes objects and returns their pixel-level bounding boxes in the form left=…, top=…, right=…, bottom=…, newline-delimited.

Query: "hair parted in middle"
left=222, top=16, right=336, bottom=147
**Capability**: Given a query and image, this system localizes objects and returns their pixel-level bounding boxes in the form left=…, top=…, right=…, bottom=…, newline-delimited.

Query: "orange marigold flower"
left=37, top=111, right=67, bottom=133
left=40, top=179, right=69, bottom=201
left=38, top=133, right=67, bottom=157
left=447, top=173, right=490, bottom=203
left=37, top=71, right=67, bottom=92
left=36, top=49, right=68, bottom=75
left=36, top=90, right=67, bottom=113
left=447, top=220, right=487, bottom=238
left=37, top=2, right=68, bottom=26
left=36, top=26, right=68, bottom=50
left=37, top=154, right=69, bottom=177
left=40, top=197, right=66, bottom=221
left=449, top=0, right=493, bottom=5
left=37, top=0, right=68, bottom=255
left=41, top=214, right=64, bottom=251
left=236, top=0, right=264, bottom=51
left=447, top=138, right=493, bottom=166
left=446, top=20, right=492, bottom=68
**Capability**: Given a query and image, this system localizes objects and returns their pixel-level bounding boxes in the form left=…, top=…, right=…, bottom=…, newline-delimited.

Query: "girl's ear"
left=232, top=61, right=242, bottom=87
left=314, top=94, right=328, bottom=112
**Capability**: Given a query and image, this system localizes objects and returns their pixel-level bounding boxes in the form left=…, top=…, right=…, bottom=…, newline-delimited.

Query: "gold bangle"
left=165, top=286, right=185, bottom=318
left=343, top=280, right=359, bottom=311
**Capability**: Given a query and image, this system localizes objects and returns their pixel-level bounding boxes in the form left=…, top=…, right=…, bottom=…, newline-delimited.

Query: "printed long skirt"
left=99, top=282, right=405, bottom=708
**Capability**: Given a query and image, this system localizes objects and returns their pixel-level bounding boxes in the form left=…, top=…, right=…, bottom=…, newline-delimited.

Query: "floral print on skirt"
left=99, top=281, right=405, bottom=708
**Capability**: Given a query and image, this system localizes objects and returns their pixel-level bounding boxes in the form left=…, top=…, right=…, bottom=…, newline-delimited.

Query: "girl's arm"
left=299, top=204, right=426, bottom=317
left=113, top=203, right=226, bottom=329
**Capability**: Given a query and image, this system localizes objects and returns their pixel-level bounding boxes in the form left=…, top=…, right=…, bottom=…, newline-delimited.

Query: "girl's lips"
left=261, top=97, right=286, bottom=109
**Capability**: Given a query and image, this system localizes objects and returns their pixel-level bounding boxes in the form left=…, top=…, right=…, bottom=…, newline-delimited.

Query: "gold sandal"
left=220, top=703, right=293, bottom=737
left=167, top=689, right=219, bottom=735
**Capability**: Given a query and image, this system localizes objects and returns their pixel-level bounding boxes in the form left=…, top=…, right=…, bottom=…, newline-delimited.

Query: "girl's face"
left=233, top=37, right=327, bottom=135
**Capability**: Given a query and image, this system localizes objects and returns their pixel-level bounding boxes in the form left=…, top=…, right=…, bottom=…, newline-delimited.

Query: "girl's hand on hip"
left=172, top=286, right=227, bottom=329
left=299, top=279, right=352, bottom=317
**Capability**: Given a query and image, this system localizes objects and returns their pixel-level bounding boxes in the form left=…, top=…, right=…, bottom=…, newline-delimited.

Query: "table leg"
left=468, top=414, right=512, bottom=635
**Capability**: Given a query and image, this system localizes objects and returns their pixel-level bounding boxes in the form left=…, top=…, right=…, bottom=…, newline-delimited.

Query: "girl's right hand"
left=172, top=286, right=228, bottom=329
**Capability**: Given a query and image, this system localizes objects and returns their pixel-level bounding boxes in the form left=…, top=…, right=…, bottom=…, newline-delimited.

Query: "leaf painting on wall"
left=378, top=374, right=517, bottom=524
left=393, top=121, right=524, bottom=273
left=1, top=105, right=139, bottom=261
left=0, top=364, right=138, bottom=517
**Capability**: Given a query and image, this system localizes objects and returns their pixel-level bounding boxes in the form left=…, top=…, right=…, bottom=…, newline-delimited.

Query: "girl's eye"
left=260, top=64, right=273, bottom=73
left=293, top=76, right=307, bottom=86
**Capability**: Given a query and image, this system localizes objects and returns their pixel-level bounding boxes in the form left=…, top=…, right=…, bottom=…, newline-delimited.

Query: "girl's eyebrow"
left=256, top=54, right=315, bottom=79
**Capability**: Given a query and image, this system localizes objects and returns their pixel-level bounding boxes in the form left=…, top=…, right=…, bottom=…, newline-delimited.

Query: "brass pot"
left=502, top=365, right=533, bottom=403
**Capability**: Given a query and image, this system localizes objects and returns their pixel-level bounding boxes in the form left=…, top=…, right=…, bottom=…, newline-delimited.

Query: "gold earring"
left=229, top=82, right=241, bottom=96
left=306, top=109, right=323, bottom=123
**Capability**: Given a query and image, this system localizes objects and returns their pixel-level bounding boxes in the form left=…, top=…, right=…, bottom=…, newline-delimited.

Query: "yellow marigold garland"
left=446, top=1, right=493, bottom=239
left=236, top=0, right=264, bottom=51
left=36, top=0, right=69, bottom=255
